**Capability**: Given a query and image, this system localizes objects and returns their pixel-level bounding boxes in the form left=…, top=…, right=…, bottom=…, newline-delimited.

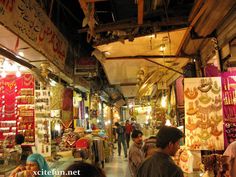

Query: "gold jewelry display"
left=198, top=78, right=213, bottom=93
left=186, top=102, right=198, bottom=115
left=198, top=85, right=212, bottom=92
left=213, top=95, right=222, bottom=104
left=5, top=81, right=16, bottom=90
left=211, top=102, right=222, bottom=112
left=199, top=93, right=211, bottom=104
left=210, top=125, right=222, bottom=139
left=195, top=100, right=222, bottom=114
left=186, top=117, right=198, bottom=132
left=197, top=129, right=211, bottom=141
left=184, top=87, right=198, bottom=100
left=195, top=101, right=211, bottom=114
left=23, top=74, right=34, bottom=86
left=210, top=115, right=222, bottom=125
left=211, top=81, right=221, bottom=94
left=197, top=120, right=211, bottom=129
left=20, top=88, right=34, bottom=96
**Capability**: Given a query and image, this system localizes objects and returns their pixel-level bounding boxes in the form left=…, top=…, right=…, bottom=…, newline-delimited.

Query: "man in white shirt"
left=224, top=141, right=236, bottom=177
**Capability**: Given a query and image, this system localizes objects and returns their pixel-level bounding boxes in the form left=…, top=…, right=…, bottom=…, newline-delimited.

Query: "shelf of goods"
left=0, top=74, right=35, bottom=146
left=35, top=90, right=51, bottom=157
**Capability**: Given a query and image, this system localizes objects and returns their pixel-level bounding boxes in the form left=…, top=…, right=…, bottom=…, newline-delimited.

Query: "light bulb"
left=18, top=51, right=24, bottom=57
left=161, top=95, right=167, bottom=108
left=159, top=44, right=166, bottom=52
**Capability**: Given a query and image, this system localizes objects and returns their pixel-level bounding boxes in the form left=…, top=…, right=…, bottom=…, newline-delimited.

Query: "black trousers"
left=126, top=133, right=131, bottom=148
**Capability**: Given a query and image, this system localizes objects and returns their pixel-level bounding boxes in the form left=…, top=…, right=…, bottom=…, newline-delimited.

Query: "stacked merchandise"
left=0, top=74, right=35, bottom=145
left=35, top=89, right=51, bottom=157
left=59, top=128, right=79, bottom=151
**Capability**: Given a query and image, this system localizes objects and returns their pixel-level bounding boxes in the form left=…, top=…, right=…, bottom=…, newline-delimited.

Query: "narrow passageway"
left=104, top=151, right=128, bottom=177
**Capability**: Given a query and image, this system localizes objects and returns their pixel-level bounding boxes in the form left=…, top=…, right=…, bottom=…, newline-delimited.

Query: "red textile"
left=62, top=88, right=73, bottom=111
left=125, top=123, right=132, bottom=134
left=0, top=74, right=34, bottom=140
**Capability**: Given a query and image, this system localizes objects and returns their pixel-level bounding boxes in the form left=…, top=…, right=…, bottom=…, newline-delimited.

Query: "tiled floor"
left=104, top=152, right=128, bottom=177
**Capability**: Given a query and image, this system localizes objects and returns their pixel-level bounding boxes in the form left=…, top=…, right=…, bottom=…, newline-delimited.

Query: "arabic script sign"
left=0, top=0, right=68, bottom=70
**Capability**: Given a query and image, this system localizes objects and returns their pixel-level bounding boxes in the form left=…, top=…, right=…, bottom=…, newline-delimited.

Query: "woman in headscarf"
left=9, top=153, right=53, bottom=177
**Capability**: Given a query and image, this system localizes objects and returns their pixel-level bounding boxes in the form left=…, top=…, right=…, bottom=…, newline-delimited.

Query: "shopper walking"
left=125, top=120, right=133, bottom=148
left=137, top=126, right=184, bottom=177
left=115, top=122, right=127, bottom=158
left=223, top=140, right=236, bottom=177
left=128, top=130, right=144, bottom=177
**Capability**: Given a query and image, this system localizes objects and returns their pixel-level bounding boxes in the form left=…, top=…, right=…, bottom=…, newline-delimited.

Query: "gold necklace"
left=186, top=102, right=198, bottom=115
left=198, top=85, right=212, bottom=92
left=23, top=74, right=34, bottom=86
left=210, top=125, right=222, bottom=140
left=211, top=81, right=220, bottom=94
left=184, top=87, right=198, bottom=100
left=211, top=102, right=222, bottom=112
left=210, top=115, right=222, bottom=125
left=197, top=129, right=211, bottom=141
left=186, top=117, right=198, bottom=132
left=199, top=93, right=211, bottom=104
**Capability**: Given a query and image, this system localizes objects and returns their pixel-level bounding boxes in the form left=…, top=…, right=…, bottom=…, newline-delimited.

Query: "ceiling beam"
left=144, top=58, right=183, bottom=75
left=78, top=17, right=188, bottom=33
left=106, top=55, right=191, bottom=60
left=0, top=45, right=34, bottom=69
left=176, top=1, right=208, bottom=55
left=120, top=83, right=137, bottom=86
left=138, top=0, right=144, bottom=25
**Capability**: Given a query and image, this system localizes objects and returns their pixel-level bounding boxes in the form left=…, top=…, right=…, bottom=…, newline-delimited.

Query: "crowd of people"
left=7, top=121, right=236, bottom=177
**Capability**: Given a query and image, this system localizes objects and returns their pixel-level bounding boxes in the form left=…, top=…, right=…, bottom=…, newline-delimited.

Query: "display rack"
left=0, top=74, right=35, bottom=145
left=35, top=89, right=51, bottom=157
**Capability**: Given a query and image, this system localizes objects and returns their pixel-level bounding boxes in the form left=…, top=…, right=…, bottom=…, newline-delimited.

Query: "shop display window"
left=0, top=74, right=35, bottom=145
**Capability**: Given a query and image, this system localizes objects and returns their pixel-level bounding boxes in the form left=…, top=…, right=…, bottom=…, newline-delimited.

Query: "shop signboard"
left=0, top=0, right=68, bottom=70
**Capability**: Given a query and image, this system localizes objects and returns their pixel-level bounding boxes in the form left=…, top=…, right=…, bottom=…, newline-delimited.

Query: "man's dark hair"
left=62, top=162, right=106, bottom=177
left=131, top=130, right=143, bottom=139
left=15, top=134, right=25, bottom=145
left=156, top=126, right=184, bottom=149
left=115, top=122, right=120, bottom=126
